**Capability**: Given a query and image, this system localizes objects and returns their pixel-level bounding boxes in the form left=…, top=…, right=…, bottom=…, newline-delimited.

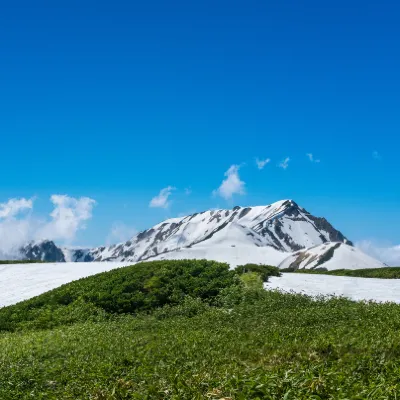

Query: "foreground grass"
left=1, top=291, right=400, bottom=399
left=284, top=266, right=400, bottom=279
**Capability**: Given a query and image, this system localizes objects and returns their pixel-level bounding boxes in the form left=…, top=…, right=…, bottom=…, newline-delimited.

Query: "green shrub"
left=286, top=266, right=400, bottom=279
left=235, top=263, right=281, bottom=282
left=0, top=260, right=47, bottom=264
left=0, top=259, right=236, bottom=332
left=239, top=272, right=264, bottom=290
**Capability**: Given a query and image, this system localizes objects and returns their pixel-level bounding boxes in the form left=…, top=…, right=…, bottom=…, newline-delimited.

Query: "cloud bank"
left=0, top=195, right=96, bottom=258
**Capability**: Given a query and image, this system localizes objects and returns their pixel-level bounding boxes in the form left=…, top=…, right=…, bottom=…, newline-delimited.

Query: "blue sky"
left=1, top=0, right=399, bottom=258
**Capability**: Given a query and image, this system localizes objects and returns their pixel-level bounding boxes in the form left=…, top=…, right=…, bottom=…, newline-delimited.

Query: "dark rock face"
left=20, top=241, right=66, bottom=262
left=72, top=249, right=94, bottom=262
left=305, top=214, right=353, bottom=246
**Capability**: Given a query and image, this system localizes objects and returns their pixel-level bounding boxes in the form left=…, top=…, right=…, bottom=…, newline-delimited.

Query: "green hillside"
left=0, top=260, right=399, bottom=399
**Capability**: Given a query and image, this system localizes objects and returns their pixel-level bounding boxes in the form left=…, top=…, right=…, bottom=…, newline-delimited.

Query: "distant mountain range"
left=18, top=200, right=384, bottom=270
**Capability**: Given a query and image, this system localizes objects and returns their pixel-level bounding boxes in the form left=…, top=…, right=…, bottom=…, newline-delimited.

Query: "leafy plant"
left=235, top=263, right=281, bottom=282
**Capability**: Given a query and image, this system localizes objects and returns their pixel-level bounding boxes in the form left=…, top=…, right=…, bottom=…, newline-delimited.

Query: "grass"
left=0, top=260, right=46, bottom=264
left=283, top=266, right=400, bottom=279
left=1, top=259, right=400, bottom=398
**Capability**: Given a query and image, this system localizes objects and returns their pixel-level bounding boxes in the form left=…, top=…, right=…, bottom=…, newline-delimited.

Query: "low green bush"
left=0, top=259, right=236, bottom=332
left=0, top=260, right=46, bottom=264
left=285, top=266, right=400, bottom=279
left=234, top=263, right=281, bottom=282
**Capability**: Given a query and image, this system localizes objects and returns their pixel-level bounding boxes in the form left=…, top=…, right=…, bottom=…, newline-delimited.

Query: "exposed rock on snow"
left=278, top=243, right=386, bottom=271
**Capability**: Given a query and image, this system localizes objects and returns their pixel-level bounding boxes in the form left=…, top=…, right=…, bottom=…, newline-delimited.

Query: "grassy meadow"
left=0, top=260, right=399, bottom=399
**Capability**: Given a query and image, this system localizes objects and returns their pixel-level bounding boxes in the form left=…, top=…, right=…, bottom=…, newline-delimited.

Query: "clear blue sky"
left=1, top=0, right=399, bottom=247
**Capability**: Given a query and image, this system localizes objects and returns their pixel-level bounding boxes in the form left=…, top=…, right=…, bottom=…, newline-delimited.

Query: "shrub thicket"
left=0, top=259, right=235, bottom=332
left=235, top=263, right=281, bottom=282
left=285, top=266, right=400, bottom=279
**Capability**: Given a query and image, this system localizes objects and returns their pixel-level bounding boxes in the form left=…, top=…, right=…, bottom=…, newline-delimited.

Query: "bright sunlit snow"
left=266, top=273, right=400, bottom=303
left=0, top=262, right=131, bottom=308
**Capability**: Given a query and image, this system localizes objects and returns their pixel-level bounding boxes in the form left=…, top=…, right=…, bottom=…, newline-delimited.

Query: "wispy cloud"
left=356, top=240, right=400, bottom=266
left=372, top=151, right=381, bottom=160
left=149, top=186, right=176, bottom=209
left=184, top=187, right=192, bottom=195
left=0, top=198, right=34, bottom=218
left=255, top=157, right=271, bottom=170
left=0, top=195, right=96, bottom=258
left=106, top=222, right=137, bottom=245
left=306, top=153, right=320, bottom=163
left=213, top=165, right=245, bottom=200
left=37, top=195, right=96, bottom=242
left=279, top=157, right=290, bottom=170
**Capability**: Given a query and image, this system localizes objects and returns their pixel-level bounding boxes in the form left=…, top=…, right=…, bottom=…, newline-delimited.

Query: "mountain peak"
left=17, top=199, right=353, bottom=266
left=84, top=199, right=351, bottom=263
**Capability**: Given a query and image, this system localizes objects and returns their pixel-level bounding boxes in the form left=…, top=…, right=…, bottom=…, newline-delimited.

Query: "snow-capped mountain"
left=278, top=242, right=386, bottom=271
left=84, top=199, right=352, bottom=263
left=16, top=199, right=383, bottom=270
left=19, top=240, right=66, bottom=262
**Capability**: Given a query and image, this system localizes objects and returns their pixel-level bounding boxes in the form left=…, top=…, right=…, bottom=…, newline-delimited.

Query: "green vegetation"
left=283, top=266, right=400, bottom=279
left=1, top=259, right=400, bottom=398
left=238, top=271, right=264, bottom=290
left=0, top=260, right=45, bottom=264
left=0, top=259, right=235, bottom=332
left=234, top=263, right=281, bottom=282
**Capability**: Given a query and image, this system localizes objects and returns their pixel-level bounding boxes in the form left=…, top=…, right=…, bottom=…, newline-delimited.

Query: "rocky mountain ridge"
left=18, top=200, right=356, bottom=267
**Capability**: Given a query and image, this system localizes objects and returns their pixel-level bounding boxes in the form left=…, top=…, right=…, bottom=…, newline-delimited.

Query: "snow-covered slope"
left=278, top=243, right=386, bottom=271
left=266, top=274, right=400, bottom=303
left=0, top=262, right=131, bottom=308
left=86, top=199, right=352, bottom=263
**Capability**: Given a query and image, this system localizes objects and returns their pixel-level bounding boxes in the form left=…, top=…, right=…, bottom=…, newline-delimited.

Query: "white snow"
left=89, top=199, right=341, bottom=263
left=266, top=273, right=400, bottom=303
left=278, top=243, right=385, bottom=271
left=0, top=262, right=132, bottom=308
left=151, top=243, right=288, bottom=268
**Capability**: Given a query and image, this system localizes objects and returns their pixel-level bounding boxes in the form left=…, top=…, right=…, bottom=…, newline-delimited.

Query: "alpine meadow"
left=1, top=0, right=400, bottom=399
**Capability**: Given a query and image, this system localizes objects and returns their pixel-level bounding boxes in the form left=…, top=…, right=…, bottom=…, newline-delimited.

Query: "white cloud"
left=306, top=153, right=320, bottom=163
left=0, top=197, right=37, bottom=257
left=373, top=151, right=381, bottom=160
left=37, top=195, right=96, bottom=242
left=0, top=198, right=34, bottom=218
left=213, top=165, right=245, bottom=200
left=149, top=186, right=176, bottom=208
left=279, top=157, right=290, bottom=170
left=0, top=195, right=96, bottom=258
left=255, top=158, right=271, bottom=170
left=356, top=240, right=400, bottom=266
left=106, top=222, right=137, bottom=245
